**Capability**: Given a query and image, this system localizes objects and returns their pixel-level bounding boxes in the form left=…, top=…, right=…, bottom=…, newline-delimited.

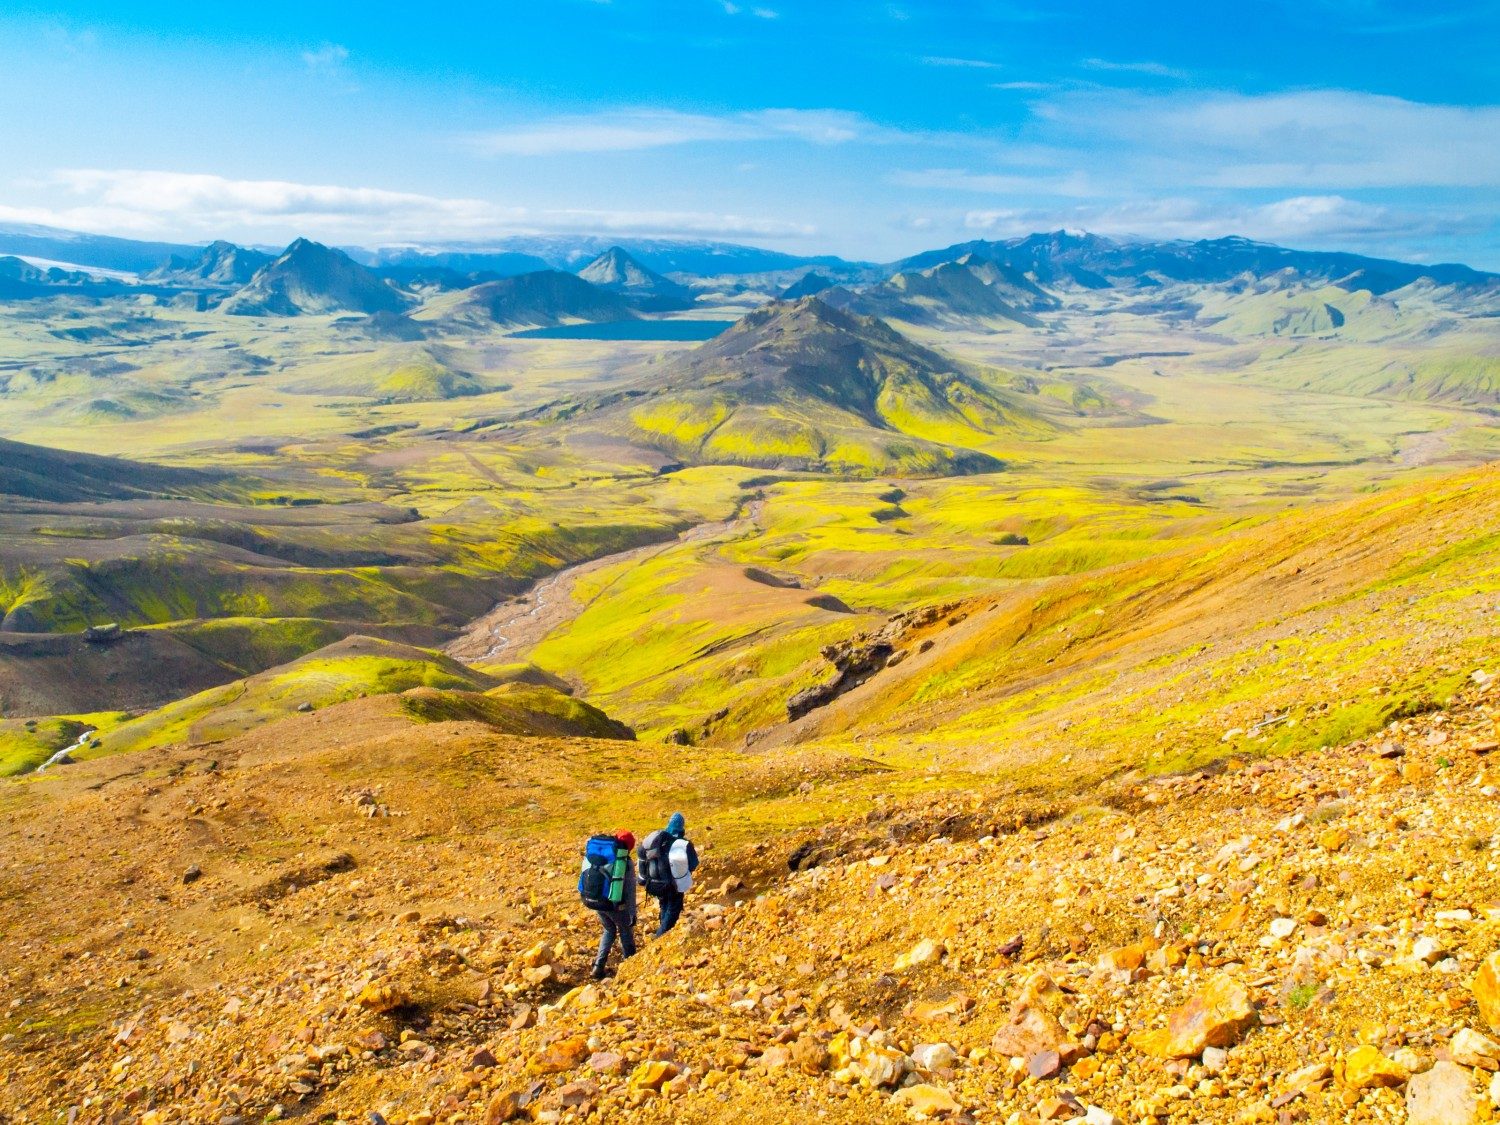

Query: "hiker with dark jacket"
left=579, top=830, right=637, bottom=979
left=638, top=812, right=699, bottom=937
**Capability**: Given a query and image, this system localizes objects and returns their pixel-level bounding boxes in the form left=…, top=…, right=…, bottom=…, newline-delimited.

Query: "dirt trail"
left=445, top=501, right=763, bottom=666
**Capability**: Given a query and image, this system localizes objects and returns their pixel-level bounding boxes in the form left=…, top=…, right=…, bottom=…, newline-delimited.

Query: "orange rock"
left=790, top=1036, right=830, bottom=1075
left=527, top=1035, right=590, bottom=1075
left=907, top=993, right=974, bottom=1023
left=483, top=1090, right=526, bottom=1124
left=892, top=1084, right=962, bottom=1119
left=1474, top=951, right=1500, bottom=1033
left=1097, top=944, right=1146, bottom=972
left=1216, top=903, right=1250, bottom=933
left=1131, top=976, right=1256, bottom=1059
left=991, top=973, right=1077, bottom=1061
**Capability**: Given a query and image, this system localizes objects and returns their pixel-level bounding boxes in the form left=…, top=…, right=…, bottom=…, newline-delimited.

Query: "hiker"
left=638, top=812, right=699, bottom=937
left=579, top=829, right=637, bottom=979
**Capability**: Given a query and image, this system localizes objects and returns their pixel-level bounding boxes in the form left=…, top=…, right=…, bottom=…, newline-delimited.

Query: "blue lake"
left=509, top=320, right=735, bottom=341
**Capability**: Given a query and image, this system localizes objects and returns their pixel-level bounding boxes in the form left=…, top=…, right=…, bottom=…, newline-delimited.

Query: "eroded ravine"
left=445, top=500, right=764, bottom=667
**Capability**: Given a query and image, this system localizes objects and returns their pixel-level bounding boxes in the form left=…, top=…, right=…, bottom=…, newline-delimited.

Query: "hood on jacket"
left=667, top=812, right=686, bottom=837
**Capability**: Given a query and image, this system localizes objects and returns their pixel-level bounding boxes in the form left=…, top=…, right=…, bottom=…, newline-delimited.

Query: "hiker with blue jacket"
left=579, top=829, right=637, bottom=980
left=638, top=812, right=700, bottom=936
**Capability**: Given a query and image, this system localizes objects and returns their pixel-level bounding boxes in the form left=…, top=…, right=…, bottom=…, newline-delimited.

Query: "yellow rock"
left=894, top=938, right=945, bottom=972
left=519, top=941, right=555, bottom=969
left=356, top=980, right=411, bottom=1014
left=1474, top=951, right=1500, bottom=1034
left=1341, top=1044, right=1410, bottom=1090
left=629, top=1059, right=682, bottom=1092
left=1318, top=827, right=1350, bottom=851
left=892, top=1083, right=961, bottom=1118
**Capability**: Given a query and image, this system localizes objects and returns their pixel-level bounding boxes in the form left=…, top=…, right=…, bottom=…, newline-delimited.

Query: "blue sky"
left=0, top=0, right=1496, bottom=265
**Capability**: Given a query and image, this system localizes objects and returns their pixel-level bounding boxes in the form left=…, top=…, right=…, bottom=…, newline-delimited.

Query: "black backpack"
left=579, top=834, right=627, bottom=910
left=638, top=830, right=674, bottom=896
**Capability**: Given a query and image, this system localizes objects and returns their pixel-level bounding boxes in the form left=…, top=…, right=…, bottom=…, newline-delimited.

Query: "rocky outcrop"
left=785, top=601, right=961, bottom=720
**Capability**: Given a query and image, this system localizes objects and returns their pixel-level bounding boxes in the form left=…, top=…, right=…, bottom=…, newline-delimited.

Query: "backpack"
left=638, top=830, right=674, bottom=896
left=579, top=834, right=628, bottom=910
left=668, top=838, right=694, bottom=893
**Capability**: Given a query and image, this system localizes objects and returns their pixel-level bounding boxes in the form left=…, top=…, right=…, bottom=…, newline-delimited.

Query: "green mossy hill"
left=1236, top=337, right=1500, bottom=406
left=146, top=617, right=457, bottom=676
left=281, top=344, right=488, bottom=403
left=86, top=636, right=497, bottom=757
left=785, top=463, right=1500, bottom=787
left=566, top=297, right=1052, bottom=476
left=0, top=712, right=127, bottom=777
left=0, top=437, right=225, bottom=503
left=414, top=270, right=638, bottom=330
left=1191, top=281, right=1470, bottom=343
left=399, top=683, right=635, bottom=740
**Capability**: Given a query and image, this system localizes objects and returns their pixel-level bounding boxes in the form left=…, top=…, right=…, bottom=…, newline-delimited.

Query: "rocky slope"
left=5, top=664, right=1500, bottom=1123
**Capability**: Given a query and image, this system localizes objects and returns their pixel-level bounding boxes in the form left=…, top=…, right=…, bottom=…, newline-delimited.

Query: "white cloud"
left=1079, top=57, right=1187, bottom=79
left=892, top=167, right=1096, bottom=197
left=301, top=43, right=349, bottom=72
left=0, top=169, right=815, bottom=244
left=1039, top=89, right=1500, bottom=190
left=922, top=56, right=1002, bottom=69
left=466, top=107, right=901, bottom=155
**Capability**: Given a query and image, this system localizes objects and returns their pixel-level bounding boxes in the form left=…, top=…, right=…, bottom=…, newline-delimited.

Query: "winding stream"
left=35, top=727, right=95, bottom=773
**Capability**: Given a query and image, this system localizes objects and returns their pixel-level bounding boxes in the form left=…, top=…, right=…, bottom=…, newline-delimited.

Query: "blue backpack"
left=579, top=834, right=627, bottom=910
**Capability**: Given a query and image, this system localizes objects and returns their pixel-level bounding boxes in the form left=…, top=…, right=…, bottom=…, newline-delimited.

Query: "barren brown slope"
left=5, top=658, right=1500, bottom=1122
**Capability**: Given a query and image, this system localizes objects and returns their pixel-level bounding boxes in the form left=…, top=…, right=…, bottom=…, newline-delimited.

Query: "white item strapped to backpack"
left=668, top=838, right=693, bottom=892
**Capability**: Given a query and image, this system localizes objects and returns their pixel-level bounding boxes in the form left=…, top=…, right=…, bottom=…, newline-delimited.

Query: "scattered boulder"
left=1130, top=976, right=1256, bottom=1059
left=892, top=1083, right=962, bottom=1119
left=1406, top=1059, right=1478, bottom=1125
left=1340, top=1044, right=1409, bottom=1090
left=1473, top=951, right=1500, bottom=1033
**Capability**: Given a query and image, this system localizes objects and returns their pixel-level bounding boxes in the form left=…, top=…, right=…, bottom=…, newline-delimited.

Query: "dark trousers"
left=592, top=910, right=635, bottom=976
left=654, top=888, right=684, bottom=936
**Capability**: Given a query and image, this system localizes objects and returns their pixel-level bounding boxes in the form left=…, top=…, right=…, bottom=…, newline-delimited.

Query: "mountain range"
left=146, top=240, right=273, bottom=288
left=825, top=254, right=1056, bottom=327
left=897, top=230, right=1500, bottom=294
